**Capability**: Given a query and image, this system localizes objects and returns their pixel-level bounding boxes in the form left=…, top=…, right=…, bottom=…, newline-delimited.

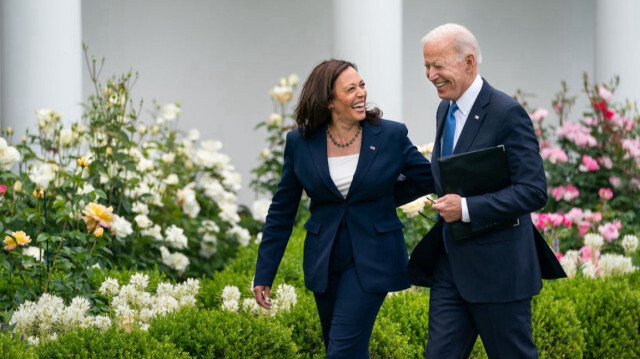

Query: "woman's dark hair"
left=295, top=59, right=382, bottom=138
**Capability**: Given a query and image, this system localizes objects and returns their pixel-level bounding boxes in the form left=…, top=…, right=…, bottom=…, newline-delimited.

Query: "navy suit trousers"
left=314, top=221, right=387, bottom=359
left=425, top=251, right=537, bottom=359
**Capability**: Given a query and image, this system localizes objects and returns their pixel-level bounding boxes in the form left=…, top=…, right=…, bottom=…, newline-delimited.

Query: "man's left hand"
left=432, top=194, right=462, bottom=222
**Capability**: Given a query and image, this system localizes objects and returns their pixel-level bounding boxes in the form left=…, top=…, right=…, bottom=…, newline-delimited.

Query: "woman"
left=253, top=59, right=433, bottom=358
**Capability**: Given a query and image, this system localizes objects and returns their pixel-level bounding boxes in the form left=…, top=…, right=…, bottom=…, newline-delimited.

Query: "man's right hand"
left=253, top=285, right=272, bottom=309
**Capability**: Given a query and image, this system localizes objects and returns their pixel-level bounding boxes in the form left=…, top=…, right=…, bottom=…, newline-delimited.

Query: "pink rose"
left=0, top=184, right=6, bottom=196
left=609, top=176, right=621, bottom=188
left=540, top=147, right=568, bottom=164
left=578, top=222, right=591, bottom=236
left=530, top=108, right=549, bottom=123
left=598, top=222, right=619, bottom=242
left=598, top=86, right=613, bottom=101
left=579, top=155, right=599, bottom=172
left=566, top=208, right=584, bottom=224
left=598, top=188, right=613, bottom=200
left=579, top=245, right=593, bottom=261
left=592, top=212, right=603, bottom=223
left=597, top=157, right=613, bottom=169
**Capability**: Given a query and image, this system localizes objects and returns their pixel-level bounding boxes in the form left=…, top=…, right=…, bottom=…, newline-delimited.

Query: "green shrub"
left=533, top=288, right=585, bottom=358
left=274, top=291, right=325, bottom=358
left=370, top=315, right=414, bottom=358
left=547, top=276, right=640, bottom=358
left=34, top=327, right=188, bottom=358
left=378, top=289, right=430, bottom=358
left=148, top=307, right=297, bottom=358
left=0, top=331, right=37, bottom=359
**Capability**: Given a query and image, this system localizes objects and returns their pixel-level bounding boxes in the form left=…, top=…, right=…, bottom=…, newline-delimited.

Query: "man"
left=412, top=23, right=566, bottom=358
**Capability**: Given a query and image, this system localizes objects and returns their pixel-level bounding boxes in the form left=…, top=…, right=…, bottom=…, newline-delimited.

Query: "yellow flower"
left=82, top=202, right=114, bottom=231
left=3, top=231, right=32, bottom=251
left=32, top=188, right=44, bottom=199
left=77, top=156, right=90, bottom=167
left=93, top=227, right=104, bottom=238
left=13, top=180, right=22, bottom=192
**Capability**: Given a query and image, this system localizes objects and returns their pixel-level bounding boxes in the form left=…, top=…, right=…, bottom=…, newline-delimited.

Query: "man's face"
left=423, top=37, right=473, bottom=102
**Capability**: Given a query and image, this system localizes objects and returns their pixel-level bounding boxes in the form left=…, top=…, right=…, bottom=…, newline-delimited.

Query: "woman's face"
left=330, top=67, right=367, bottom=124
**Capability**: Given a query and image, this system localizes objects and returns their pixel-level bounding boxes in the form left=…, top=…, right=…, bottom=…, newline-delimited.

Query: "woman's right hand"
left=253, top=285, right=272, bottom=309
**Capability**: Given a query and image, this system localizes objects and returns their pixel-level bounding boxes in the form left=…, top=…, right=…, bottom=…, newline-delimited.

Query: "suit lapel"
left=347, top=121, right=382, bottom=197
left=308, top=126, right=344, bottom=199
left=453, top=80, right=492, bottom=154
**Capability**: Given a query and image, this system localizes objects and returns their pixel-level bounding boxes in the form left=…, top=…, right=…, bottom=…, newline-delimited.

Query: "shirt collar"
left=451, top=74, right=483, bottom=118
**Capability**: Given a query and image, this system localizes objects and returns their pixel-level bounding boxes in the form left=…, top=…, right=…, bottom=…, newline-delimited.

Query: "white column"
left=1, top=0, right=82, bottom=138
left=595, top=0, right=640, bottom=103
left=332, top=0, right=403, bottom=122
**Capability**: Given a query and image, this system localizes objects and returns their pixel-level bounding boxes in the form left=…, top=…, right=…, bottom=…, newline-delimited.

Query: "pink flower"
left=578, top=222, right=591, bottom=236
left=566, top=208, right=584, bottom=224
left=540, top=147, right=568, bottom=164
left=623, top=117, right=636, bottom=131
left=597, top=157, right=613, bottom=169
left=0, top=184, right=6, bottom=196
left=598, top=86, right=612, bottom=101
left=553, top=103, right=563, bottom=114
left=579, top=245, right=593, bottom=261
left=609, top=176, right=621, bottom=188
left=583, top=116, right=598, bottom=127
left=530, top=108, right=549, bottom=123
left=579, top=155, right=599, bottom=172
left=555, top=252, right=564, bottom=261
left=598, top=222, right=620, bottom=242
left=598, top=188, right=613, bottom=200
left=592, top=212, right=603, bottom=223
left=621, top=139, right=640, bottom=161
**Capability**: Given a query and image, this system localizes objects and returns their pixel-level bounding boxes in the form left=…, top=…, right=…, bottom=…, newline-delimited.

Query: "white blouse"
left=328, top=154, right=360, bottom=198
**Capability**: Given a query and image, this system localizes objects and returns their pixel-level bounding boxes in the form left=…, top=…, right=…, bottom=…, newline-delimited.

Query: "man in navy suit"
left=415, top=23, right=565, bottom=358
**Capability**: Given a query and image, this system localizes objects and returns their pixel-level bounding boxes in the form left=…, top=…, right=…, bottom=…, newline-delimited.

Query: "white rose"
left=161, top=103, right=181, bottom=122
left=267, top=113, right=283, bottom=127
left=251, top=199, right=271, bottom=223
left=188, top=129, right=200, bottom=141
left=400, top=196, right=426, bottom=218
left=162, top=153, right=175, bottom=164
left=28, top=162, right=58, bottom=189
left=0, top=138, right=20, bottom=170
left=135, top=214, right=153, bottom=229
left=164, top=174, right=179, bottom=185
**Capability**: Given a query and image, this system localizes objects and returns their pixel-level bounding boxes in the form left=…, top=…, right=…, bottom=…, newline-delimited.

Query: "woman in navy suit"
left=253, top=59, right=433, bottom=358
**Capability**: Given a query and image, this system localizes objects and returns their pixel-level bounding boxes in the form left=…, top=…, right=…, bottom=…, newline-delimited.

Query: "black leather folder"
left=438, top=145, right=519, bottom=240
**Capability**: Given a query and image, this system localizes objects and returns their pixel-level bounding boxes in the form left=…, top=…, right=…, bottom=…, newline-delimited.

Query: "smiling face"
left=423, top=34, right=477, bottom=102
left=330, top=66, right=367, bottom=125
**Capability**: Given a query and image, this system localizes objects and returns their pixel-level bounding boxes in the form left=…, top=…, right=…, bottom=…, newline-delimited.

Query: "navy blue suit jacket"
left=254, top=119, right=434, bottom=293
left=418, top=80, right=562, bottom=303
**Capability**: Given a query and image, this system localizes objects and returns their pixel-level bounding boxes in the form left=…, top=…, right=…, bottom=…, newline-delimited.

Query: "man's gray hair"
left=421, top=23, right=483, bottom=64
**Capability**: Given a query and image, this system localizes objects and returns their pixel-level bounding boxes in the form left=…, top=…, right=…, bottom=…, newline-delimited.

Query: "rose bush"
left=517, top=74, right=639, bottom=277
left=0, top=48, right=253, bottom=311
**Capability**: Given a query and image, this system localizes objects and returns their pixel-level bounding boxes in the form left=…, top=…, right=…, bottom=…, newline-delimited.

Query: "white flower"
left=260, top=148, right=271, bottom=158
left=164, top=173, right=179, bottom=185
left=222, top=169, right=242, bottom=192
left=178, top=185, right=200, bottom=218
left=272, top=283, right=297, bottom=313
left=221, top=299, right=239, bottom=312
left=400, top=196, right=427, bottom=218
left=188, top=128, right=200, bottom=141
left=219, top=202, right=240, bottom=224
left=288, top=73, right=299, bottom=87
left=584, top=233, right=604, bottom=251
left=132, top=202, right=149, bottom=215
left=111, top=215, right=133, bottom=240
left=99, top=277, right=120, bottom=298
left=255, top=232, right=263, bottom=244
left=164, top=225, right=188, bottom=249
left=621, top=234, right=638, bottom=255
left=27, top=336, right=40, bottom=346
left=160, top=103, right=181, bottom=122
left=416, top=143, right=434, bottom=158
left=28, top=162, right=58, bottom=189
left=581, top=261, right=598, bottom=278
left=221, top=285, right=241, bottom=302
left=251, top=199, right=271, bottom=223
left=22, top=246, right=43, bottom=261
left=161, top=153, right=176, bottom=164
left=59, top=128, right=75, bottom=147
left=199, top=242, right=217, bottom=258
left=267, top=113, right=283, bottom=127
left=159, top=246, right=189, bottom=274
left=142, top=224, right=163, bottom=240
left=598, top=254, right=636, bottom=277
left=92, top=315, right=112, bottom=330
left=0, top=137, right=21, bottom=170
left=227, top=225, right=251, bottom=247
left=130, top=273, right=149, bottom=291
left=77, top=183, right=96, bottom=195
left=198, top=219, right=220, bottom=235
left=135, top=214, right=153, bottom=229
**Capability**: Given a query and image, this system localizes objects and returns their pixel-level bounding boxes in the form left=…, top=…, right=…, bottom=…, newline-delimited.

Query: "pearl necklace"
left=327, top=125, right=362, bottom=148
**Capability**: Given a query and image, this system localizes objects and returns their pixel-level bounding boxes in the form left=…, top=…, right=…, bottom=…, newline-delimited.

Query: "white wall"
left=80, top=0, right=598, bottom=205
